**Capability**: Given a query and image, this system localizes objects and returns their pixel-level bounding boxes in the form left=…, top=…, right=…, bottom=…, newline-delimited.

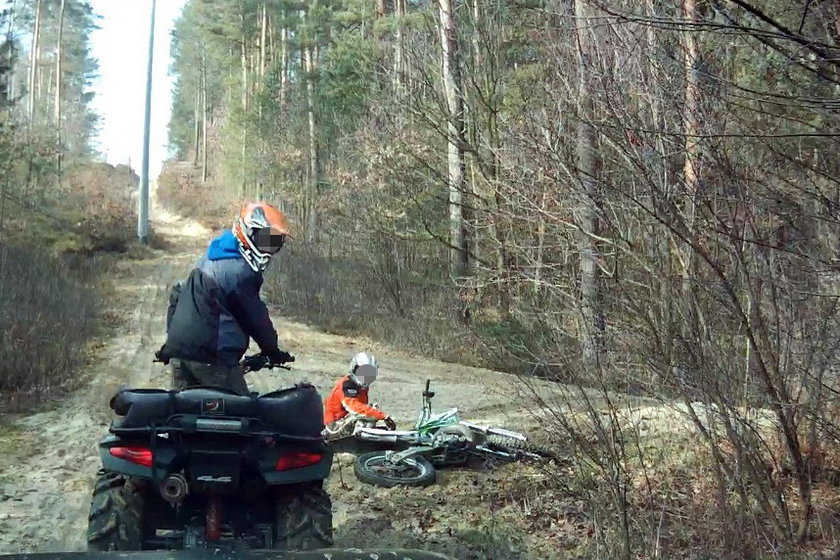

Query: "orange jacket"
left=323, top=375, right=387, bottom=424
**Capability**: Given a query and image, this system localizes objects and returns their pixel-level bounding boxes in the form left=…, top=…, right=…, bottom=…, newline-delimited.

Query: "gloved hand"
left=242, top=354, right=269, bottom=372
left=384, top=416, right=397, bottom=431
left=154, top=345, right=170, bottom=365
left=268, top=348, right=295, bottom=366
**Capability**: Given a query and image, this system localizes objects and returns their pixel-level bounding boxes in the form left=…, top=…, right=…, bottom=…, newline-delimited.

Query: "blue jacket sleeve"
left=227, top=272, right=279, bottom=354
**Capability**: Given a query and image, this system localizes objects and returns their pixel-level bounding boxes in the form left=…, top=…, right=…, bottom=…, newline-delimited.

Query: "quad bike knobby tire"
left=86, top=471, right=145, bottom=551
left=354, top=451, right=437, bottom=487
left=274, top=482, right=334, bottom=550
left=485, top=434, right=557, bottom=459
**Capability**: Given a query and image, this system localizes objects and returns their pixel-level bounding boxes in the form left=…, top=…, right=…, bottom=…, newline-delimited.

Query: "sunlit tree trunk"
left=280, top=10, right=289, bottom=106
left=27, top=0, right=42, bottom=123
left=267, top=12, right=275, bottom=66
left=55, top=0, right=66, bottom=189
left=260, top=3, right=267, bottom=84
left=575, top=0, right=602, bottom=373
left=393, top=0, right=405, bottom=95
left=6, top=0, right=16, bottom=100
left=202, top=50, right=208, bottom=183
left=438, top=0, right=470, bottom=321
left=55, top=0, right=65, bottom=127
left=240, top=20, right=248, bottom=112
left=193, top=86, right=201, bottom=164
left=681, top=0, right=699, bottom=301
left=643, top=0, right=674, bottom=361
left=304, top=42, right=319, bottom=242
left=240, top=6, right=248, bottom=196
left=301, top=3, right=320, bottom=242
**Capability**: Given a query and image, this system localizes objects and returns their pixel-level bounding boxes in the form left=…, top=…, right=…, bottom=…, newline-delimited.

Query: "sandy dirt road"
left=0, top=179, right=560, bottom=558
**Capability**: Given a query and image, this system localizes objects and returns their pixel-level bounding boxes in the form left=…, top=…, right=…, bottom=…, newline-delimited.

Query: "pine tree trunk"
left=202, top=52, right=208, bottom=183
left=55, top=0, right=66, bottom=189
left=438, top=0, right=470, bottom=322
left=193, top=86, right=200, bottom=164
left=240, top=19, right=248, bottom=113
left=393, top=0, right=404, bottom=94
left=575, top=0, right=602, bottom=374
left=240, top=7, right=248, bottom=196
left=645, top=0, right=674, bottom=364
left=55, top=0, right=65, bottom=127
left=260, top=3, right=267, bottom=83
left=28, top=0, right=42, bottom=123
left=6, top=0, right=16, bottom=101
left=267, top=13, right=275, bottom=67
left=280, top=9, right=288, bottom=106
left=681, top=0, right=699, bottom=301
left=304, top=42, right=319, bottom=243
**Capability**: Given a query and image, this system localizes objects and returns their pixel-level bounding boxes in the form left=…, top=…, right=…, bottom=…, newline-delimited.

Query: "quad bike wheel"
left=354, top=451, right=436, bottom=487
left=86, top=471, right=145, bottom=551
left=486, top=434, right=557, bottom=459
left=274, top=482, right=334, bottom=550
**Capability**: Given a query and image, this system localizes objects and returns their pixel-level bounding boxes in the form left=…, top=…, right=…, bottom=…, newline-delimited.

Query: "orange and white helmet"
left=232, top=202, right=293, bottom=272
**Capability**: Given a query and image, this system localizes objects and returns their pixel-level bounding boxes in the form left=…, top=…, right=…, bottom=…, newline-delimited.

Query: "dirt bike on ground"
left=342, top=380, right=555, bottom=488
left=86, top=354, right=333, bottom=552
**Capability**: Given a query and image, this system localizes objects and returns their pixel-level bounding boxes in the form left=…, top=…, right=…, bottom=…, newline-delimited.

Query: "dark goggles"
left=253, top=228, right=286, bottom=254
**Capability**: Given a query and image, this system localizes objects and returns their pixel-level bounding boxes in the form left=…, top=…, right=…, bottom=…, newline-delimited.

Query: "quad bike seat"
left=108, top=385, right=324, bottom=437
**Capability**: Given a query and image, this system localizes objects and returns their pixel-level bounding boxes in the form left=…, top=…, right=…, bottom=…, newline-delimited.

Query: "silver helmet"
left=350, top=352, right=378, bottom=388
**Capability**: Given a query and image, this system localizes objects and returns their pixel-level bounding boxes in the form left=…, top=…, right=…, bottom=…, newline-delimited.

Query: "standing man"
left=155, top=202, right=295, bottom=394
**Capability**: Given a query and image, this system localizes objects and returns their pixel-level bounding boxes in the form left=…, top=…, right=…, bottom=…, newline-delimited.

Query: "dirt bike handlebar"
left=422, top=379, right=434, bottom=399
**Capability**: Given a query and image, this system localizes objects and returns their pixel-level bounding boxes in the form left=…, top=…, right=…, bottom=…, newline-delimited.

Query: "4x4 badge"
left=201, top=398, right=224, bottom=414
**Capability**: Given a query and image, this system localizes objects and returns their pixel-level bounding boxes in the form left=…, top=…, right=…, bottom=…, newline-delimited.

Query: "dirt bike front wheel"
left=353, top=451, right=436, bottom=487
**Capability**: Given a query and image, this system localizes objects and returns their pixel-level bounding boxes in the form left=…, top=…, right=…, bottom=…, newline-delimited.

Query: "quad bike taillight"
left=275, top=452, right=322, bottom=471
left=109, top=446, right=154, bottom=467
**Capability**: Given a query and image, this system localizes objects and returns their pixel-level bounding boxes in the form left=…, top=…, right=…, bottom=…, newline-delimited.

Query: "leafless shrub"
left=0, top=244, right=100, bottom=412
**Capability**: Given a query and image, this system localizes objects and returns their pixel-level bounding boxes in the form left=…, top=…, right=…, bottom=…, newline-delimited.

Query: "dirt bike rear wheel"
left=86, top=471, right=145, bottom=551
left=486, top=434, right=556, bottom=459
left=354, top=451, right=436, bottom=487
left=274, top=482, right=333, bottom=550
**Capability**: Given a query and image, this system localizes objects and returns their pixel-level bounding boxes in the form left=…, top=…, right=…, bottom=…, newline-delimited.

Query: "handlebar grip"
left=425, top=379, right=430, bottom=392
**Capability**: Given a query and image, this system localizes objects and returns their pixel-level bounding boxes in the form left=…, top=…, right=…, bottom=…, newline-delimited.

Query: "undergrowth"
left=0, top=162, right=142, bottom=412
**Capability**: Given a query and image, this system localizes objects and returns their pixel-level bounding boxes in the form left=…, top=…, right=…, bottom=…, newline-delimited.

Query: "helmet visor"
left=354, top=364, right=377, bottom=386
left=253, top=227, right=286, bottom=254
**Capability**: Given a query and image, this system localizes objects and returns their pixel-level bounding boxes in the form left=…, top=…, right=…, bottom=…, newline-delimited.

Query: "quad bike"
left=346, top=380, right=555, bottom=487
left=86, top=354, right=333, bottom=551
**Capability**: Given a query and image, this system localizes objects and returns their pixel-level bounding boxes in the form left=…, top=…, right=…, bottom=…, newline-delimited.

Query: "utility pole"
left=138, top=0, right=156, bottom=243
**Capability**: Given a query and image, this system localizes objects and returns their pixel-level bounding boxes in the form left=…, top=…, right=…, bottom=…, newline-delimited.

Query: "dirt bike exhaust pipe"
left=160, top=474, right=189, bottom=504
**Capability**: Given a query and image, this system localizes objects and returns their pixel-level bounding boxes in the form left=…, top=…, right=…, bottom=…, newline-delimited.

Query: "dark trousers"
left=170, top=358, right=249, bottom=395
